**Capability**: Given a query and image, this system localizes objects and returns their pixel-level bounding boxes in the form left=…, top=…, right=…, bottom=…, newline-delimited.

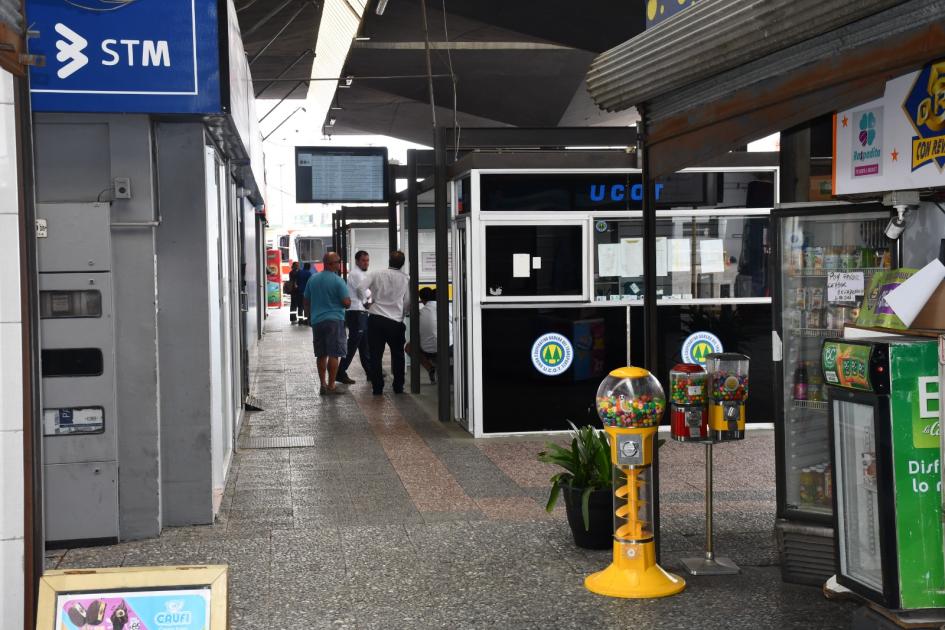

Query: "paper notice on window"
left=532, top=257, right=542, bottom=269
left=597, top=243, right=620, bottom=277
left=669, top=239, right=691, bottom=272
left=619, top=238, right=644, bottom=277
left=827, top=271, right=865, bottom=303
left=655, top=237, right=668, bottom=277
left=700, top=239, right=725, bottom=273
left=512, top=253, right=531, bottom=278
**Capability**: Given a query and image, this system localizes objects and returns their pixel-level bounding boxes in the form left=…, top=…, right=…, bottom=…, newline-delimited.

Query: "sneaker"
left=428, top=368, right=436, bottom=384
left=336, top=374, right=356, bottom=385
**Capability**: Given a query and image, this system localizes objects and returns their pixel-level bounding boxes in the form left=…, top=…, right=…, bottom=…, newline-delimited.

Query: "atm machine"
left=37, top=202, right=119, bottom=544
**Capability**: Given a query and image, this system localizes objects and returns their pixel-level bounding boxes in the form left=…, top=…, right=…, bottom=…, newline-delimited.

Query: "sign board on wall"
left=645, top=0, right=696, bottom=28
left=26, top=0, right=222, bottom=113
left=834, top=59, right=945, bottom=194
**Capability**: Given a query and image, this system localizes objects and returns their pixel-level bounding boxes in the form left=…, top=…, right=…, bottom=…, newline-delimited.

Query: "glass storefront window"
left=593, top=215, right=769, bottom=301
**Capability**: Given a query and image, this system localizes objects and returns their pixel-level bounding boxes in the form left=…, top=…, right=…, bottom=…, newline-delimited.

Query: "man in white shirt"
left=404, top=287, right=453, bottom=384
left=336, top=250, right=372, bottom=385
left=367, top=250, right=410, bottom=395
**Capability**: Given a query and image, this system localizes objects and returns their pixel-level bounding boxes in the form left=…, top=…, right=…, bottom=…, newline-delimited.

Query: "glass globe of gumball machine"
left=706, top=353, right=750, bottom=441
left=586, top=367, right=686, bottom=599
left=670, top=364, right=708, bottom=442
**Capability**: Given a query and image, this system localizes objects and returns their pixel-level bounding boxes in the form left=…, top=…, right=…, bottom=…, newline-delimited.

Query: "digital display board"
left=295, top=147, right=389, bottom=203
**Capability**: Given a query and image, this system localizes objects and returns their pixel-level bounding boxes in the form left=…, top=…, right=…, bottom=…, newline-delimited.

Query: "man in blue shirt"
left=303, top=252, right=351, bottom=395
left=294, top=262, right=313, bottom=325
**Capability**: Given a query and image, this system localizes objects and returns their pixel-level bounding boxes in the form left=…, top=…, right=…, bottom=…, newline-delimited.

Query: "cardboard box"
left=911, top=282, right=945, bottom=330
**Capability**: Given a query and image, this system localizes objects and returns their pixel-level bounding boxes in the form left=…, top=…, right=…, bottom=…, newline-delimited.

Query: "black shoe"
left=336, top=375, right=356, bottom=385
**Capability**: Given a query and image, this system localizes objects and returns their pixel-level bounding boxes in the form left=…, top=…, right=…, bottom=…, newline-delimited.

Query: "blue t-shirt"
left=303, top=270, right=348, bottom=325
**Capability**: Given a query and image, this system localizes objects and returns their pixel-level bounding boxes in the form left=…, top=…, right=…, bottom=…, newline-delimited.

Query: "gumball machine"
left=670, top=364, right=707, bottom=442
left=706, top=353, right=750, bottom=441
left=587, top=367, right=685, bottom=599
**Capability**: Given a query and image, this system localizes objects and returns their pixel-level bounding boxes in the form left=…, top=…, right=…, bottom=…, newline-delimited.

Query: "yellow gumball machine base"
left=585, top=541, right=686, bottom=599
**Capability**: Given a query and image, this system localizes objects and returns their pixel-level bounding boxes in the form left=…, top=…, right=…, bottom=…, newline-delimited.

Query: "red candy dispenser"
left=670, top=364, right=708, bottom=442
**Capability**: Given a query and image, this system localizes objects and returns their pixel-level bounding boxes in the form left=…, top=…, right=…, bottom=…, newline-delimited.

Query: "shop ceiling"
left=239, top=0, right=646, bottom=145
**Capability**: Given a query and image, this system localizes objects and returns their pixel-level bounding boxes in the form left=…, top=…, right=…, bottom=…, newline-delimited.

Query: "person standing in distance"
left=336, top=251, right=372, bottom=385
left=367, top=250, right=409, bottom=395
left=304, top=252, right=351, bottom=395
left=295, top=262, right=313, bottom=325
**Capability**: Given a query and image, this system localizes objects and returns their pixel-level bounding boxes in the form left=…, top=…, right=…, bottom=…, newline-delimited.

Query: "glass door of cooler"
left=832, top=397, right=884, bottom=594
left=774, top=205, right=889, bottom=521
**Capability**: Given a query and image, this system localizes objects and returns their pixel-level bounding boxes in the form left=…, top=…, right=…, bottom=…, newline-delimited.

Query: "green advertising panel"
left=823, top=341, right=873, bottom=392
left=889, top=340, right=944, bottom=608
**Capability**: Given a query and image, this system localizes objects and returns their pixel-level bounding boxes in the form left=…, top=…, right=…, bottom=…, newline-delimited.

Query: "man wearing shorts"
left=303, top=252, right=351, bottom=395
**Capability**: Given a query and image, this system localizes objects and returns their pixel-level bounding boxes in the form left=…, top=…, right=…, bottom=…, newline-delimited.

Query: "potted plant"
left=538, top=422, right=613, bottom=549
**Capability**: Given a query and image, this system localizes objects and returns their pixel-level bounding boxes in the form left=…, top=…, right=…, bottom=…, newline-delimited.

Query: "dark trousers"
left=290, top=290, right=304, bottom=317
left=338, top=310, right=371, bottom=377
left=368, top=314, right=405, bottom=394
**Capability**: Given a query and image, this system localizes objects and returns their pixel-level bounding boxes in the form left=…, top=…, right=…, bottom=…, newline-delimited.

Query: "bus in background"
left=270, top=230, right=334, bottom=281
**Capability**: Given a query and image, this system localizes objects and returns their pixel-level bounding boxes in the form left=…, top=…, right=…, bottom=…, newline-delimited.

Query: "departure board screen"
left=295, top=147, right=389, bottom=203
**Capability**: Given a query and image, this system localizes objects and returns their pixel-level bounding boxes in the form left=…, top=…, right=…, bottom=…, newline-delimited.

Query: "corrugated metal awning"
left=587, top=0, right=903, bottom=113
left=0, top=0, right=25, bottom=75
left=585, top=0, right=945, bottom=177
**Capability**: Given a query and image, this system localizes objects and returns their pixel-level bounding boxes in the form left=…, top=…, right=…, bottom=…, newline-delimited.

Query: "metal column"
left=434, top=127, right=450, bottom=422
left=639, top=115, right=661, bottom=559
left=407, top=150, right=421, bottom=393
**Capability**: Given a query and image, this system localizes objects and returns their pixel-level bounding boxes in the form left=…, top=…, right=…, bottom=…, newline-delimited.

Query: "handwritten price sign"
left=827, top=272, right=865, bottom=303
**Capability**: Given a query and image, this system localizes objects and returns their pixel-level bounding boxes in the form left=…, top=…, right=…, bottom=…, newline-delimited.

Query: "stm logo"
left=50, top=23, right=172, bottom=80
left=55, top=23, right=88, bottom=79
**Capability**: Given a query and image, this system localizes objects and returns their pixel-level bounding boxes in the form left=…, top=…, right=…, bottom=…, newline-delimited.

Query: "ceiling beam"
left=352, top=41, right=575, bottom=51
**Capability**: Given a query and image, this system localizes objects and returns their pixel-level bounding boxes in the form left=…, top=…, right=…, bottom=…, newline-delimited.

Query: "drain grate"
left=239, top=436, right=315, bottom=449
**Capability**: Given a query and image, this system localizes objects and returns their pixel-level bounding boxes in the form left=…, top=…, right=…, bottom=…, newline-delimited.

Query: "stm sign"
left=55, top=23, right=171, bottom=78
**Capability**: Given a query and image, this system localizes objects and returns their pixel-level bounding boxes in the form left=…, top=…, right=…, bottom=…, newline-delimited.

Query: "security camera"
left=884, top=204, right=908, bottom=240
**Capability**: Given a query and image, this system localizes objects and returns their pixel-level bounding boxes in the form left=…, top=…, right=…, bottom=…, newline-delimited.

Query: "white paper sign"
left=620, top=238, right=643, bottom=277
left=699, top=239, right=724, bottom=274
left=512, top=253, right=531, bottom=278
left=827, top=271, right=865, bottom=303
left=597, top=243, right=620, bottom=277
left=885, top=259, right=945, bottom=327
left=532, top=257, right=542, bottom=269
left=655, top=237, right=668, bottom=277
left=669, top=239, right=691, bottom=272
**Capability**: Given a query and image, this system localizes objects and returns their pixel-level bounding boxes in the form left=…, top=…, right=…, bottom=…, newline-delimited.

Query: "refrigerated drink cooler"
left=823, top=337, right=944, bottom=610
left=772, top=202, right=892, bottom=585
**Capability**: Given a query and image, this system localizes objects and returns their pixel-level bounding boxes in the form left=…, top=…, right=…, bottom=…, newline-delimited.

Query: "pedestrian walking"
left=287, top=261, right=302, bottom=323
left=295, top=262, right=313, bottom=325
left=303, top=252, right=350, bottom=395
left=367, top=251, right=409, bottom=395
left=336, top=250, right=372, bottom=385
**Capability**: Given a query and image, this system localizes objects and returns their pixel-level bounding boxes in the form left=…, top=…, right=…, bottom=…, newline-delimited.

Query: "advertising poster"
left=889, top=341, right=945, bottom=608
left=265, top=249, right=282, bottom=308
left=56, top=588, right=211, bottom=630
left=835, top=58, right=945, bottom=194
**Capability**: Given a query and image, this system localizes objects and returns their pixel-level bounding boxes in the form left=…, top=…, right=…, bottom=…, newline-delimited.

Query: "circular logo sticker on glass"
left=681, top=331, right=723, bottom=367
left=531, top=333, right=574, bottom=376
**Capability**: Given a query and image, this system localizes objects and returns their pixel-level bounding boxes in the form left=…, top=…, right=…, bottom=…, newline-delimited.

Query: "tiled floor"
left=47, top=313, right=859, bottom=629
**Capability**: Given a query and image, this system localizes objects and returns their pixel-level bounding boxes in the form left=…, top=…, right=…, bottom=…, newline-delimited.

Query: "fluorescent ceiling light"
left=375, top=0, right=389, bottom=15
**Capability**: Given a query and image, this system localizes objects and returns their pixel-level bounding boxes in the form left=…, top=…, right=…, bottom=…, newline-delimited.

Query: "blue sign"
left=681, top=331, right=723, bottom=367
left=27, top=0, right=222, bottom=113
left=646, top=0, right=697, bottom=29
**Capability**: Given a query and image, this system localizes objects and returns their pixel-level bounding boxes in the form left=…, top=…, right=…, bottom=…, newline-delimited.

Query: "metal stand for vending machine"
left=679, top=442, right=740, bottom=575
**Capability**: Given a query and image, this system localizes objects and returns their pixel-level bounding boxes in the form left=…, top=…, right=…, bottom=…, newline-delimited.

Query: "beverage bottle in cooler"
left=793, top=362, right=808, bottom=400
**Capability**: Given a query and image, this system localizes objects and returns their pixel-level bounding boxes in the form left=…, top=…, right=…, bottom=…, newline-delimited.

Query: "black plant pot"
left=562, top=485, right=612, bottom=550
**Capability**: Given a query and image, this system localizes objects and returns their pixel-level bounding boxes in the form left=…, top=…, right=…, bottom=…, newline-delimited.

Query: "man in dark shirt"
left=295, top=262, right=313, bottom=325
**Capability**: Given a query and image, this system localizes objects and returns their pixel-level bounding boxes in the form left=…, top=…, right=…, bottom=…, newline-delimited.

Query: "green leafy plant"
left=537, top=421, right=612, bottom=531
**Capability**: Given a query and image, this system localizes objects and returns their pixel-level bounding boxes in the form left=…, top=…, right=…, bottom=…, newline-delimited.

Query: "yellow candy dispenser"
left=706, top=353, right=750, bottom=441
left=586, top=367, right=685, bottom=599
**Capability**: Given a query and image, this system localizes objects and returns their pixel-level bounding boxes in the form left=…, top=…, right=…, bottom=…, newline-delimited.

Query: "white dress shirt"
left=418, top=300, right=453, bottom=353
left=346, top=266, right=371, bottom=312
left=367, top=267, right=410, bottom=322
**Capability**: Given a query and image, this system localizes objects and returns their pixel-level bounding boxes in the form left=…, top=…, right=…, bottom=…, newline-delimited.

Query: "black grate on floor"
left=239, top=436, right=316, bottom=449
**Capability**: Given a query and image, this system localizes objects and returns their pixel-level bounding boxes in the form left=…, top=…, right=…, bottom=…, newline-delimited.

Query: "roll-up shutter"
left=586, top=0, right=904, bottom=113
left=584, top=0, right=945, bottom=178
left=0, top=0, right=25, bottom=75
